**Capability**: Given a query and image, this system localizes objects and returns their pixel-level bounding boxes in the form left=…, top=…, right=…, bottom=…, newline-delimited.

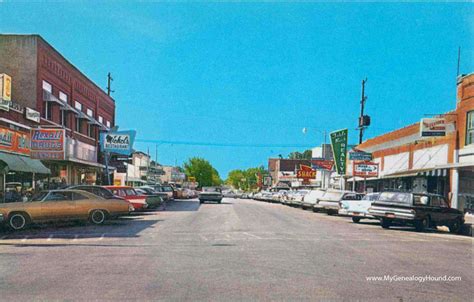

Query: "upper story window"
left=42, top=80, right=52, bottom=93
left=98, top=116, right=104, bottom=124
left=106, top=120, right=111, bottom=128
left=59, top=91, right=68, bottom=103
left=74, top=101, right=82, bottom=111
left=467, top=111, right=474, bottom=146
left=86, top=108, right=93, bottom=117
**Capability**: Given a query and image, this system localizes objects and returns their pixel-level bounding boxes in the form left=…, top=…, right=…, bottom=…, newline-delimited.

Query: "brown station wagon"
left=0, top=189, right=132, bottom=231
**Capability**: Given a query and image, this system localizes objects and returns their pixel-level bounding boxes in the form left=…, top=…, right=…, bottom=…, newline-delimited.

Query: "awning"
left=0, top=152, right=51, bottom=174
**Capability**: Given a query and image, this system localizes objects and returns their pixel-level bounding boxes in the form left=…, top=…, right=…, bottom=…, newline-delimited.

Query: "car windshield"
left=378, top=192, right=412, bottom=204
left=363, top=193, right=380, bottom=201
left=162, top=186, right=173, bottom=192
left=203, top=187, right=221, bottom=192
left=31, top=191, right=48, bottom=201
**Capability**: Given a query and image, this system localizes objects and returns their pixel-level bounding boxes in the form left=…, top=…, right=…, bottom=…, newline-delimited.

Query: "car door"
left=41, top=191, right=76, bottom=220
left=429, top=196, right=443, bottom=224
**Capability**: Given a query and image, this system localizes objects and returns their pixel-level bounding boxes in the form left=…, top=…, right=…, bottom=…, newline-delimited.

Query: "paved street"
left=0, top=198, right=472, bottom=301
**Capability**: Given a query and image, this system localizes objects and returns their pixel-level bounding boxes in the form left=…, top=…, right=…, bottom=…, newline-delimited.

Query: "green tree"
left=183, top=157, right=222, bottom=187
left=288, top=149, right=312, bottom=160
left=226, top=165, right=267, bottom=191
left=226, top=169, right=245, bottom=189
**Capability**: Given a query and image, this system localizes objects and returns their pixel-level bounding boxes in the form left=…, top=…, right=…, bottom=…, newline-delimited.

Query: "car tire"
left=199, top=200, right=204, bottom=204
left=381, top=218, right=391, bottom=229
left=414, top=217, right=429, bottom=232
left=218, top=200, right=222, bottom=204
left=89, top=209, right=106, bottom=225
left=352, top=217, right=361, bottom=223
left=8, top=212, right=29, bottom=231
left=449, top=219, right=463, bottom=234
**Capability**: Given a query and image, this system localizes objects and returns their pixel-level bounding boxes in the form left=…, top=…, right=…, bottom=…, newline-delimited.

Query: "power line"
left=135, top=138, right=315, bottom=148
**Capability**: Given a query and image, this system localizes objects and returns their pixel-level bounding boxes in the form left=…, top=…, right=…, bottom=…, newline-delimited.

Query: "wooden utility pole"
left=358, top=78, right=368, bottom=144
left=107, top=72, right=114, bottom=96
left=457, top=46, right=461, bottom=76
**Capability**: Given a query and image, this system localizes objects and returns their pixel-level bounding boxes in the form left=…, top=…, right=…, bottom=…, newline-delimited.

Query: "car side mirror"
left=420, top=196, right=429, bottom=205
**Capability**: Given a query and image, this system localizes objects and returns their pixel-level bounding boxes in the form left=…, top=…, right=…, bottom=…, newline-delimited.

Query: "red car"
left=103, top=186, right=148, bottom=211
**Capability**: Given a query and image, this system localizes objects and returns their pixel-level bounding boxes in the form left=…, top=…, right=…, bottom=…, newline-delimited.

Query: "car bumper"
left=369, top=207, right=415, bottom=220
left=319, top=202, right=340, bottom=210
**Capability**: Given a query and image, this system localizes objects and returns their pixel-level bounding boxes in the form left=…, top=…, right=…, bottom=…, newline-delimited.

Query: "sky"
left=1, top=2, right=473, bottom=178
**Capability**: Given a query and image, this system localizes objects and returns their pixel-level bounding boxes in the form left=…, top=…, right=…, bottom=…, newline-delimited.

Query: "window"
left=42, top=80, right=52, bottom=93
left=76, top=117, right=82, bottom=133
left=73, top=192, right=89, bottom=201
left=87, top=108, right=93, bottom=117
left=59, top=91, right=68, bottom=103
left=98, top=116, right=104, bottom=124
left=106, top=120, right=111, bottom=128
left=45, top=191, right=72, bottom=201
left=88, top=123, right=94, bottom=138
left=466, top=111, right=474, bottom=145
left=74, top=101, right=82, bottom=111
left=44, top=101, right=52, bottom=120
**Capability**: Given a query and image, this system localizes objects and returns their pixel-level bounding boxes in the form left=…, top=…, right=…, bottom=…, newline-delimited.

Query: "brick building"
left=0, top=34, right=115, bottom=187
left=351, top=73, right=474, bottom=211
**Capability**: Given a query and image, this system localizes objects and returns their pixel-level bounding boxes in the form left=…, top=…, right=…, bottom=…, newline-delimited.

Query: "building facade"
left=352, top=73, right=474, bottom=211
left=0, top=35, right=115, bottom=187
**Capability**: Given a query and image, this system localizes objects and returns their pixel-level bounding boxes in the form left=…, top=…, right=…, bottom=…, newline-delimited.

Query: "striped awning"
left=418, top=169, right=448, bottom=177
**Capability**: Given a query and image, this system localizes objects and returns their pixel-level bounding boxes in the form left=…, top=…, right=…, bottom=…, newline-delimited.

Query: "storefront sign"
left=353, top=161, right=379, bottom=178
left=66, top=138, right=97, bottom=163
left=297, top=165, right=317, bottom=181
left=25, top=107, right=41, bottom=123
left=420, top=118, right=446, bottom=137
left=30, top=129, right=66, bottom=160
left=330, top=129, right=348, bottom=175
left=0, top=73, right=12, bottom=111
left=349, top=151, right=372, bottom=161
left=312, top=159, right=334, bottom=171
left=100, top=130, right=136, bottom=155
left=0, top=126, right=30, bottom=155
left=263, top=176, right=272, bottom=186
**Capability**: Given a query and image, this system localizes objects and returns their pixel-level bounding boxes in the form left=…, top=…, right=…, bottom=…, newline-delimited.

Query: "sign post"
left=100, top=130, right=136, bottom=186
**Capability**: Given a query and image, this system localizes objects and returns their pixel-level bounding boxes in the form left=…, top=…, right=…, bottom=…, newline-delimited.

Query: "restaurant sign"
left=0, top=126, right=30, bottom=155
left=25, top=107, right=41, bottom=123
left=30, top=129, right=66, bottom=160
left=420, top=118, right=446, bottom=137
left=353, top=161, right=379, bottom=178
left=100, top=130, right=136, bottom=155
left=297, top=165, right=317, bottom=182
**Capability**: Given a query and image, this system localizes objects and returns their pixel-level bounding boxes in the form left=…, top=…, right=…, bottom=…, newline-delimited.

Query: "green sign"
left=330, top=129, right=348, bottom=175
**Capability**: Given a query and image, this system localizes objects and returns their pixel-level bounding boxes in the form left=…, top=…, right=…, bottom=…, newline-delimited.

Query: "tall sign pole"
left=358, top=78, right=369, bottom=144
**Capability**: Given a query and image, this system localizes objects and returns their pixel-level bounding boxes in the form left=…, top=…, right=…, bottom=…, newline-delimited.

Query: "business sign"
left=0, top=126, right=30, bottom=155
left=312, top=159, right=334, bottom=171
left=100, top=130, right=136, bottom=155
left=297, top=165, right=316, bottom=182
left=330, top=129, right=348, bottom=175
left=420, top=118, right=446, bottom=137
left=0, top=73, right=12, bottom=111
left=263, top=176, right=272, bottom=186
left=349, top=151, right=372, bottom=161
left=353, top=161, right=379, bottom=178
left=30, top=129, right=66, bottom=160
left=25, top=107, right=41, bottom=123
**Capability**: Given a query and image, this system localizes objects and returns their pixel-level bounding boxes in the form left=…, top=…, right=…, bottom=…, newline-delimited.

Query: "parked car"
left=68, top=185, right=123, bottom=200
left=339, top=192, right=380, bottom=222
left=199, top=187, right=223, bottom=204
left=369, top=192, right=465, bottom=233
left=103, top=186, right=149, bottom=210
left=314, top=190, right=365, bottom=215
left=301, top=189, right=326, bottom=210
left=154, top=185, right=175, bottom=201
left=287, top=190, right=310, bottom=207
left=139, top=186, right=170, bottom=202
left=0, top=189, right=132, bottom=230
left=135, top=188, right=163, bottom=209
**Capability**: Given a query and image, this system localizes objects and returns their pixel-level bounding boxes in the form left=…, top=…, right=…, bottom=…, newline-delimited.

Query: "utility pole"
left=107, top=72, right=114, bottom=96
left=457, top=46, right=461, bottom=76
left=358, top=78, right=369, bottom=144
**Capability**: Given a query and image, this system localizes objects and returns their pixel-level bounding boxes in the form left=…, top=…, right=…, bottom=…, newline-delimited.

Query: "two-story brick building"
left=351, top=73, right=474, bottom=211
left=0, top=34, right=115, bottom=187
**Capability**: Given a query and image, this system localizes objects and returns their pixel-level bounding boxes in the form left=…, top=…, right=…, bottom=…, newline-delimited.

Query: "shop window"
left=61, top=110, right=68, bottom=127
left=466, top=111, right=474, bottom=145
left=87, top=123, right=95, bottom=138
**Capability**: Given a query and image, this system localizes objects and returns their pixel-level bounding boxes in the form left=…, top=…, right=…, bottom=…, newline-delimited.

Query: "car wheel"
left=218, top=200, right=222, bottom=204
left=449, top=219, right=463, bottom=234
left=199, top=200, right=204, bottom=204
left=352, top=217, right=361, bottom=223
left=414, top=216, right=429, bottom=232
left=381, top=218, right=391, bottom=229
left=89, top=209, right=106, bottom=225
left=8, top=212, right=29, bottom=231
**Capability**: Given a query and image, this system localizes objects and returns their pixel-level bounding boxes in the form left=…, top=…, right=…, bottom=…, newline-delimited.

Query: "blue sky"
left=1, top=2, right=473, bottom=178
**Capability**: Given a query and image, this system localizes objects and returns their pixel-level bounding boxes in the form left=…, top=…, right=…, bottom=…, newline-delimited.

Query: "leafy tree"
left=226, top=165, right=267, bottom=191
left=183, top=157, right=222, bottom=187
left=288, top=149, right=312, bottom=160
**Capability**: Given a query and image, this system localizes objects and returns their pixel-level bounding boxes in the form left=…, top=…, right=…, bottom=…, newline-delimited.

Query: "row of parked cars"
left=253, top=189, right=465, bottom=233
left=0, top=184, right=185, bottom=231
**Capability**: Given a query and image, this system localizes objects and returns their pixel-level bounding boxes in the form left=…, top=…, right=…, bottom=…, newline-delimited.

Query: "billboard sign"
left=30, top=129, right=66, bottom=160
left=420, top=118, right=446, bottom=137
left=296, top=165, right=316, bottom=182
left=0, top=126, right=30, bottom=155
left=0, top=73, right=12, bottom=111
left=349, top=151, right=372, bottom=161
left=330, top=129, right=348, bottom=175
left=312, top=159, right=334, bottom=171
left=100, top=130, right=136, bottom=155
left=353, top=161, right=379, bottom=178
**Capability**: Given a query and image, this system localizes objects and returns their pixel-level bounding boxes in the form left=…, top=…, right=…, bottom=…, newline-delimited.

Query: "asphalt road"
left=0, top=198, right=472, bottom=301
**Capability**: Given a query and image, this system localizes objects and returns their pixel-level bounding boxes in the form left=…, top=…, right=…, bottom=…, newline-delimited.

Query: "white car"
left=301, top=189, right=326, bottom=210
left=288, top=190, right=310, bottom=207
left=339, top=193, right=380, bottom=222
left=314, top=190, right=365, bottom=215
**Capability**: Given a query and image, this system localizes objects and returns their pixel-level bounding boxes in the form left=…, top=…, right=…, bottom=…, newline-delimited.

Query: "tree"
left=183, top=157, right=222, bottom=187
left=226, top=165, right=267, bottom=191
left=288, top=149, right=312, bottom=160
left=226, top=169, right=245, bottom=189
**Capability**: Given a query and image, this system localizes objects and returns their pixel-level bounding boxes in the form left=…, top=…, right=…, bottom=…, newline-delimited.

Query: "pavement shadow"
left=163, top=199, right=201, bottom=212
left=0, top=218, right=161, bottom=240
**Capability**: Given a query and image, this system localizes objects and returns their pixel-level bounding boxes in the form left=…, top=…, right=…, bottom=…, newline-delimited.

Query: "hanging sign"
left=0, top=73, right=12, bottom=111
left=100, top=130, right=136, bottom=155
left=330, top=129, right=348, bottom=175
left=30, top=128, right=66, bottom=160
left=349, top=151, right=372, bottom=161
left=353, top=161, right=379, bottom=178
left=420, top=118, right=446, bottom=137
left=312, top=159, right=334, bottom=171
left=25, top=107, right=41, bottom=123
left=297, top=165, right=317, bottom=181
